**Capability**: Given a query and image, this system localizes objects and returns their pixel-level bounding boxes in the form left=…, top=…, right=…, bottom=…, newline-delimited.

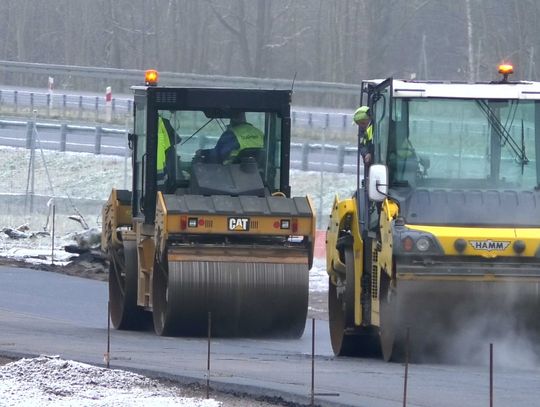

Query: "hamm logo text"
left=469, top=240, right=510, bottom=251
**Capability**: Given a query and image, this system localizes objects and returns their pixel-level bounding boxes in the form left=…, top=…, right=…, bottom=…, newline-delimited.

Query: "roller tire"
left=152, top=254, right=171, bottom=336
left=328, top=247, right=359, bottom=356
left=109, top=240, right=151, bottom=330
left=379, top=272, right=405, bottom=362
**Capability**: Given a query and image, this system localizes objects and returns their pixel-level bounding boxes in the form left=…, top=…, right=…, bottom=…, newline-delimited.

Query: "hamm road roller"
left=327, top=65, right=540, bottom=361
left=102, top=70, right=315, bottom=337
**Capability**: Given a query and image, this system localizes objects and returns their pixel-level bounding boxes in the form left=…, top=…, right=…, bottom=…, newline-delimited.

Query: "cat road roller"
left=327, top=65, right=540, bottom=362
left=102, top=70, right=315, bottom=338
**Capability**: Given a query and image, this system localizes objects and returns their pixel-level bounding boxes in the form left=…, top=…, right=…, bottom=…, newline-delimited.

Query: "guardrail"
left=0, top=118, right=358, bottom=174
left=0, top=88, right=356, bottom=131
left=0, top=119, right=126, bottom=155
left=0, top=60, right=362, bottom=97
left=0, top=89, right=132, bottom=123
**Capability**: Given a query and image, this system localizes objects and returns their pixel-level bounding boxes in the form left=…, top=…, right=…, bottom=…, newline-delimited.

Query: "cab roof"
left=364, top=79, right=540, bottom=100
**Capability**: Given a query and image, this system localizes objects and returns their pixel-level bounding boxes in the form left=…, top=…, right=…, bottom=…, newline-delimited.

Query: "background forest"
left=1, top=0, right=539, bottom=96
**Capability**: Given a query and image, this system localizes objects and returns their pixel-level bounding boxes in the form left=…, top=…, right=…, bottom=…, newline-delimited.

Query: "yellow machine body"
left=326, top=75, right=540, bottom=361
left=102, top=85, right=315, bottom=338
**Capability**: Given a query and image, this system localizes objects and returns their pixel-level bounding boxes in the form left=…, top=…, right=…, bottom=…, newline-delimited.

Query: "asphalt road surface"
left=0, top=266, right=539, bottom=407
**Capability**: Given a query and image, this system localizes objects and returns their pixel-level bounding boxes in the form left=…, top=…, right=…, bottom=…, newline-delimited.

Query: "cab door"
left=132, top=91, right=158, bottom=224
left=370, top=78, right=393, bottom=167
left=360, top=78, right=393, bottom=231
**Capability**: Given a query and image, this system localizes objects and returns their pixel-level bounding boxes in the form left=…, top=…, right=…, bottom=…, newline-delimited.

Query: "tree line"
left=1, top=0, right=538, bottom=106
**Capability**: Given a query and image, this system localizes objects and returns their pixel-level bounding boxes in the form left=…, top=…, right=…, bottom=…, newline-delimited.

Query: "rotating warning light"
left=498, top=64, right=514, bottom=75
left=145, top=69, right=159, bottom=86
left=498, top=64, right=514, bottom=82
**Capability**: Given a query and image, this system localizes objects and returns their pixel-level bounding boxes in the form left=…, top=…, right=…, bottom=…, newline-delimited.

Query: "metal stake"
left=105, top=300, right=111, bottom=368
left=24, top=119, right=36, bottom=213
left=311, top=318, right=315, bottom=406
left=206, top=312, right=212, bottom=399
left=50, top=202, right=55, bottom=265
left=403, top=327, right=410, bottom=407
left=490, top=343, right=493, bottom=407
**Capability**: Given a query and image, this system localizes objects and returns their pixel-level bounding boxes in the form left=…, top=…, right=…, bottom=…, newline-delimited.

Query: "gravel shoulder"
left=0, top=356, right=296, bottom=406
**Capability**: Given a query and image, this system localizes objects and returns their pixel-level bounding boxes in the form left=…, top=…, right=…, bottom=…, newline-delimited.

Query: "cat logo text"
left=228, top=217, right=250, bottom=231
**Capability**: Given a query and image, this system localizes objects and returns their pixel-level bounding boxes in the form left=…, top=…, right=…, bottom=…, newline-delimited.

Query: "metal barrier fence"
left=0, top=88, right=356, bottom=131
left=0, top=119, right=126, bottom=155
left=0, top=60, right=363, bottom=97
left=0, top=118, right=357, bottom=174
left=0, top=89, right=132, bottom=123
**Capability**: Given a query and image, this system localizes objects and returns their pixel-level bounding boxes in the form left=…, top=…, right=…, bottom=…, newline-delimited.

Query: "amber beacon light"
left=145, top=69, right=159, bottom=86
left=498, top=64, right=514, bottom=82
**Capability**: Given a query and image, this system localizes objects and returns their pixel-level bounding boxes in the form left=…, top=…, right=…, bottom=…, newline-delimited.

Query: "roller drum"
left=153, top=255, right=308, bottom=338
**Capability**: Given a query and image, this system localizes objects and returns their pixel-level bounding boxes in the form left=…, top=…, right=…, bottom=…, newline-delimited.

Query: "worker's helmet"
left=353, top=106, right=370, bottom=123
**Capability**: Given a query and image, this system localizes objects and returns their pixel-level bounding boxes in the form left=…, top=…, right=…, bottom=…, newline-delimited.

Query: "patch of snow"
left=309, top=258, right=327, bottom=292
left=0, top=355, right=220, bottom=407
left=0, top=247, right=72, bottom=266
left=0, top=228, right=81, bottom=266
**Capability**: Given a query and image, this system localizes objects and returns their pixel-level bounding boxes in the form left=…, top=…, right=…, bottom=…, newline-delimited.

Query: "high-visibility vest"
left=157, top=117, right=171, bottom=173
left=225, top=123, right=264, bottom=163
left=157, top=117, right=172, bottom=189
left=364, top=125, right=373, bottom=143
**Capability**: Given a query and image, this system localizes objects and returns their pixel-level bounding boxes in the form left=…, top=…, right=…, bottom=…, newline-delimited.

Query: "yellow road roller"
left=327, top=65, right=540, bottom=361
left=102, top=71, right=315, bottom=338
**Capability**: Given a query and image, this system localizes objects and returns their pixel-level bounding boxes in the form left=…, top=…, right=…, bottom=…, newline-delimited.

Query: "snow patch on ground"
left=0, top=228, right=91, bottom=266
left=0, top=355, right=220, bottom=407
left=309, top=258, right=327, bottom=292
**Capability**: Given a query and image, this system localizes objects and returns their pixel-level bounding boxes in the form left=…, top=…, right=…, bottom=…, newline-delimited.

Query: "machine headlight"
left=416, top=237, right=430, bottom=252
left=394, top=228, right=443, bottom=255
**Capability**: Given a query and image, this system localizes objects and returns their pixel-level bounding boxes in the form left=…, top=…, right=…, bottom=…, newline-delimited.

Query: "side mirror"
left=368, top=164, right=388, bottom=202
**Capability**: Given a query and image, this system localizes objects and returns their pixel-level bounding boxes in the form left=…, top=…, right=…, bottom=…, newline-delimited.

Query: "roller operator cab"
left=102, top=71, right=315, bottom=338
left=327, top=66, right=540, bottom=362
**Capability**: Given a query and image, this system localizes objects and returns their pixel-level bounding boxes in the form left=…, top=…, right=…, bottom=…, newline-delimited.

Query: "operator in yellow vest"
left=157, top=114, right=177, bottom=189
left=353, top=106, right=373, bottom=166
left=197, top=112, right=264, bottom=164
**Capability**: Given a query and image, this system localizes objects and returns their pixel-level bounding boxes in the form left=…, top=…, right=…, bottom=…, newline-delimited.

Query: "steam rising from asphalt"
left=397, top=280, right=540, bottom=369
left=439, top=313, right=540, bottom=369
